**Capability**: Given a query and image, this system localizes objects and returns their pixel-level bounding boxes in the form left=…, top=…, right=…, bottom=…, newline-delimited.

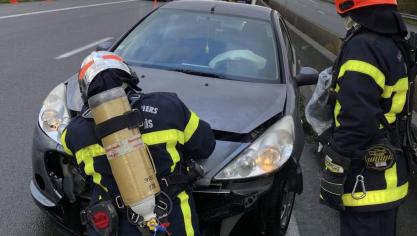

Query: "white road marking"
left=317, top=10, right=326, bottom=15
left=55, top=37, right=113, bottom=60
left=0, top=0, right=139, bottom=20
left=309, top=0, right=318, bottom=5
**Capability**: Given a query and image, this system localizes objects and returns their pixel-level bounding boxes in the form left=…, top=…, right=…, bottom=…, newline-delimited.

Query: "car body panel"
left=32, top=1, right=304, bottom=234
left=68, top=67, right=287, bottom=134
left=32, top=122, right=64, bottom=206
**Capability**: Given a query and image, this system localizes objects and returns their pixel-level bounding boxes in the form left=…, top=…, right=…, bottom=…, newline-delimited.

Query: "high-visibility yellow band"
left=166, top=140, right=180, bottom=173
left=75, top=144, right=107, bottom=190
left=184, top=111, right=199, bottom=143
left=342, top=182, right=408, bottom=207
left=178, top=191, right=194, bottom=236
left=338, top=60, right=385, bottom=90
left=142, top=129, right=185, bottom=145
left=142, top=129, right=185, bottom=172
left=60, top=129, right=73, bottom=156
left=382, top=77, right=408, bottom=124
left=334, top=60, right=386, bottom=127
left=334, top=100, right=342, bottom=127
left=75, top=144, right=105, bottom=165
left=385, top=163, right=397, bottom=189
left=381, top=77, right=408, bottom=98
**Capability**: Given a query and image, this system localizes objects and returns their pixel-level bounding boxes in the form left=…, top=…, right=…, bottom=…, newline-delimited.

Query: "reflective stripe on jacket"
left=331, top=31, right=409, bottom=211
left=61, top=92, right=215, bottom=197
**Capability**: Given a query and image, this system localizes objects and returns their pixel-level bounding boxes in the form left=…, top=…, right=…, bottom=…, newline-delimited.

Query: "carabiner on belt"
left=351, top=174, right=366, bottom=200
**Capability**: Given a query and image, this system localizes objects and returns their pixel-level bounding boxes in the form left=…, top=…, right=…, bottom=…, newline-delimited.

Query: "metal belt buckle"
left=127, top=208, right=140, bottom=225
left=157, top=199, right=168, bottom=211
left=114, top=195, right=125, bottom=209
left=80, top=210, right=89, bottom=225
left=131, top=213, right=140, bottom=224
left=161, top=177, right=169, bottom=188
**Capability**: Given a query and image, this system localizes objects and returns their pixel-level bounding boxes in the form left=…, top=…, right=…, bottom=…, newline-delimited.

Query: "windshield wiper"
left=168, top=68, right=228, bottom=79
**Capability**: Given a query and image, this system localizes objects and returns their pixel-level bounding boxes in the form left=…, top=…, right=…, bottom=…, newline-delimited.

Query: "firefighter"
left=61, top=51, right=216, bottom=235
left=319, top=1, right=410, bottom=235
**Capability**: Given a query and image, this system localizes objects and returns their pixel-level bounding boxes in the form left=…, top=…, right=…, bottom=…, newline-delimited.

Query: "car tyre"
left=230, top=174, right=296, bottom=236
left=259, top=175, right=296, bottom=236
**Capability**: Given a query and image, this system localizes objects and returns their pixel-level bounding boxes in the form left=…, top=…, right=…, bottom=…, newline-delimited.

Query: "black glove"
left=60, top=156, right=76, bottom=203
left=319, top=145, right=351, bottom=211
left=60, top=155, right=86, bottom=203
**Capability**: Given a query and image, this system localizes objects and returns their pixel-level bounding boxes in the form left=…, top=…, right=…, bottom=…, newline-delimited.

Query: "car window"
left=115, top=9, right=280, bottom=83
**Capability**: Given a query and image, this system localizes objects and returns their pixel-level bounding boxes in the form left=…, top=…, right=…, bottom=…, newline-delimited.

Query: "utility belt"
left=321, top=133, right=400, bottom=172
left=80, top=195, right=171, bottom=236
left=80, top=182, right=182, bottom=236
left=80, top=160, right=204, bottom=236
left=321, top=135, right=402, bottom=202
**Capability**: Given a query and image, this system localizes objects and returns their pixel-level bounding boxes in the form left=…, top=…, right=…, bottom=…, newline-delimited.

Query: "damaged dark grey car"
left=30, top=1, right=318, bottom=235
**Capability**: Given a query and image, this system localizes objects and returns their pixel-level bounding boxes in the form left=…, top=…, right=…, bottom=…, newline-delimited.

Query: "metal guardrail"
left=402, top=13, right=417, bottom=21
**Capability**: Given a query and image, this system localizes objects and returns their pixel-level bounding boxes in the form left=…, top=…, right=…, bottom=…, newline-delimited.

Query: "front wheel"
left=230, top=175, right=296, bottom=236
left=260, top=177, right=296, bottom=236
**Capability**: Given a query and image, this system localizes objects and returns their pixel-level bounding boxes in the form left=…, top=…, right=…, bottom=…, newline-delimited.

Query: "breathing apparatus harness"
left=319, top=24, right=363, bottom=142
left=79, top=92, right=204, bottom=236
left=393, top=32, right=417, bottom=169
left=324, top=26, right=417, bottom=155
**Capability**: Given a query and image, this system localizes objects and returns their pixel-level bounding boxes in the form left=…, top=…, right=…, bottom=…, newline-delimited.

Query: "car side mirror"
left=95, top=41, right=113, bottom=51
left=296, top=67, right=319, bottom=86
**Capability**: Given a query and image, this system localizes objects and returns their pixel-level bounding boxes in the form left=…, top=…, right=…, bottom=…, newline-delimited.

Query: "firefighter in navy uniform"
left=319, top=1, right=411, bottom=235
left=61, top=51, right=216, bottom=236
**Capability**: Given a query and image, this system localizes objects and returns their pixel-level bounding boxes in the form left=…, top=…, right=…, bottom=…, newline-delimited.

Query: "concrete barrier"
left=264, top=0, right=417, bottom=112
left=265, top=0, right=341, bottom=56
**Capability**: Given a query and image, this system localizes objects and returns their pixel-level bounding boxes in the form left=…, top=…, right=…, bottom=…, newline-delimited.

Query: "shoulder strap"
left=331, top=25, right=364, bottom=87
left=327, top=26, right=364, bottom=116
left=318, top=26, right=365, bottom=141
left=392, top=33, right=417, bottom=119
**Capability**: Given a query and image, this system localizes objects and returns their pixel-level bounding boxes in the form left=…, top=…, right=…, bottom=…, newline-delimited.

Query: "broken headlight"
left=38, top=83, right=70, bottom=144
left=215, top=116, right=294, bottom=180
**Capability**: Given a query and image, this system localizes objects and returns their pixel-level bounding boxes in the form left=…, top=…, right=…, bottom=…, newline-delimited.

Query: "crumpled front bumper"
left=31, top=123, right=63, bottom=207
left=194, top=174, right=275, bottom=222
left=30, top=180, right=56, bottom=207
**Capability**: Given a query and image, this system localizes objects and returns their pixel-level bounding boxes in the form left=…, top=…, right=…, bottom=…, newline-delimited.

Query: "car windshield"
left=114, top=9, right=279, bottom=82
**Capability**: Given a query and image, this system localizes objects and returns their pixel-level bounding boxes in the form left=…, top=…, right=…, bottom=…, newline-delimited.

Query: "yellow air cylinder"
left=88, top=87, right=160, bottom=222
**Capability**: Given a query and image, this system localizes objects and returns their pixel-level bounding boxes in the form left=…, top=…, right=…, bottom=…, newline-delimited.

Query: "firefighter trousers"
left=340, top=208, right=398, bottom=236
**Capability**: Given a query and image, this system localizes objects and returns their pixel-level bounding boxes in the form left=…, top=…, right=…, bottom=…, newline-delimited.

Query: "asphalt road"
left=0, top=1, right=154, bottom=235
left=0, top=1, right=416, bottom=236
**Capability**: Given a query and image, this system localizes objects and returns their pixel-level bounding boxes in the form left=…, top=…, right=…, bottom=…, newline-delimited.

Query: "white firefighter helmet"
left=78, top=51, right=133, bottom=101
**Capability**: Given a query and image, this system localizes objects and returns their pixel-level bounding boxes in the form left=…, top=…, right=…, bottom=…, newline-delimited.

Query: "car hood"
left=67, top=66, right=287, bottom=134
